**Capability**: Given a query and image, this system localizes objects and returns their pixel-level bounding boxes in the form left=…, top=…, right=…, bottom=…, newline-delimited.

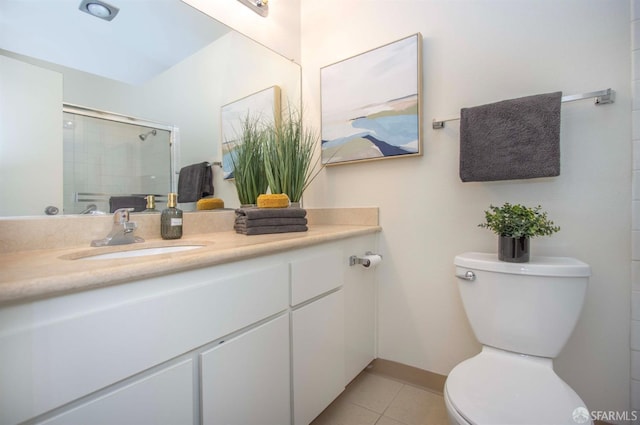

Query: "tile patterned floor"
left=310, top=369, right=449, bottom=425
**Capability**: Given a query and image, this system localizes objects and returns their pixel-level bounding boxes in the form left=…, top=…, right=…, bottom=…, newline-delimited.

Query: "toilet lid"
left=445, top=349, right=589, bottom=425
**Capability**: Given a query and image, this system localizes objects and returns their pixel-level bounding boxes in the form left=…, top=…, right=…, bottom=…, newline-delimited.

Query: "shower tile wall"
left=632, top=0, right=640, bottom=412
left=63, top=113, right=170, bottom=214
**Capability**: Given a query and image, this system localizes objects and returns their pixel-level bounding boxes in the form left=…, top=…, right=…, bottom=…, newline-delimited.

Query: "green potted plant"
left=478, top=203, right=560, bottom=263
left=228, top=115, right=269, bottom=207
left=263, top=106, right=322, bottom=206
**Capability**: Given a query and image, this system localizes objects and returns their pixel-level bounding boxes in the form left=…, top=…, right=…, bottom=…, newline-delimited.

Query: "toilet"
left=445, top=252, right=592, bottom=425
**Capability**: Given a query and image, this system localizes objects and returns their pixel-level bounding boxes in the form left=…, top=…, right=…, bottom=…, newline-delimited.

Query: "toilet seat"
left=445, top=347, right=590, bottom=425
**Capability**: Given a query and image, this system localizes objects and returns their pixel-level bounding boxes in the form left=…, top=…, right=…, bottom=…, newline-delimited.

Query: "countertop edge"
left=0, top=225, right=381, bottom=305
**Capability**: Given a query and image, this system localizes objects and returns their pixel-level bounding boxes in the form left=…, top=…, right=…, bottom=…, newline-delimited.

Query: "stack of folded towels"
left=234, top=195, right=308, bottom=235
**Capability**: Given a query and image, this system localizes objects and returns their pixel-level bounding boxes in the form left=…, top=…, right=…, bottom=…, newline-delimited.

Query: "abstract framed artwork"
left=221, top=85, right=281, bottom=179
left=320, top=33, right=422, bottom=165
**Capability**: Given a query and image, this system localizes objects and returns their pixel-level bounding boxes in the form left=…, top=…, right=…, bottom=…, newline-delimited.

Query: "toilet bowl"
left=446, top=252, right=592, bottom=425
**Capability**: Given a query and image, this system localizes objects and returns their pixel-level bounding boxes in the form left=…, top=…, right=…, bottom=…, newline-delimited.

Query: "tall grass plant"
left=263, top=107, right=322, bottom=203
left=228, top=115, right=269, bottom=206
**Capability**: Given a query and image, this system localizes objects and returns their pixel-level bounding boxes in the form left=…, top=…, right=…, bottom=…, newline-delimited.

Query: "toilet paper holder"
left=349, top=251, right=382, bottom=267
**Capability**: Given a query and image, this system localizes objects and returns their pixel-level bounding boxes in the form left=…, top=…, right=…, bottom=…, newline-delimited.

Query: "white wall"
left=0, top=56, right=63, bottom=216
left=301, top=0, right=631, bottom=416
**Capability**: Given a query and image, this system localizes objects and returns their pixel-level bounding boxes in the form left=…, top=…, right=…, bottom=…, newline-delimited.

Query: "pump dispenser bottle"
left=143, top=195, right=158, bottom=213
left=161, top=192, right=183, bottom=239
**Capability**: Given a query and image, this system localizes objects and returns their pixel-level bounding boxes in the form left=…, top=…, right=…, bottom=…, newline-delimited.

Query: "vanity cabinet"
left=289, top=234, right=377, bottom=425
left=0, top=234, right=377, bottom=425
left=0, top=257, right=290, bottom=425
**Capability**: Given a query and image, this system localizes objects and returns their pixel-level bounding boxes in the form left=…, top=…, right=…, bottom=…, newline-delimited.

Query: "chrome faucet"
left=80, top=204, right=97, bottom=214
left=91, top=208, right=145, bottom=247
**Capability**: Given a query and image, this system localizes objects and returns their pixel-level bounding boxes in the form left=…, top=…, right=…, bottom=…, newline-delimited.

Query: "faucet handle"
left=113, top=208, right=134, bottom=224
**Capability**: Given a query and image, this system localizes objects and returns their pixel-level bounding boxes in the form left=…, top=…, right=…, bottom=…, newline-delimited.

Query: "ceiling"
left=0, top=0, right=229, bottom=85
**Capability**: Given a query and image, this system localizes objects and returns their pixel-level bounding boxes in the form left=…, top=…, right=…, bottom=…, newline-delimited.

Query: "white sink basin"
left=80, top=245, right=204, bottom=260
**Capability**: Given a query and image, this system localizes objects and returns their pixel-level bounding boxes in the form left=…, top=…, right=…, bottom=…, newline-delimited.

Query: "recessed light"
left=78, top=0, right=120, bottom=21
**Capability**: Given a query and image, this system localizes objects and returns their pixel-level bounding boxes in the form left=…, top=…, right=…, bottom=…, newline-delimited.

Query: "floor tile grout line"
left=347, top=395, right=413, bottom=425
left=380, top=383, right=419, bottom=425
left=312, top=370, right=447, bottom=425
left=346, top=381, right=406, bottom=418
left=374, top=413, right=413, bottom=425
left=380, top=382, right=406, bottom=417
left=365, top=370, right=444, bottom=396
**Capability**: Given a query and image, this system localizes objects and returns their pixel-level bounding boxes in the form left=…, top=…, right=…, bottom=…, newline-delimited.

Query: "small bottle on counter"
left=161, top=192, right=183, bottom=239
left=143, top=195, right=158, bottom=213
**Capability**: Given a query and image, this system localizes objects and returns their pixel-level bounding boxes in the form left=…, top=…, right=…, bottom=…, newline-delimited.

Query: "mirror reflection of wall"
left=62, top=111, right=173, bottom=215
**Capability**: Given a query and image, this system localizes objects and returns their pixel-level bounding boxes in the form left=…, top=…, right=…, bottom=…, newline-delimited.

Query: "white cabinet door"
left=343, top=235, right=377, bottom=384
left=40, top=359, right=193, bottom=425
left=201, top=313, right=291, bottom=425
left=292, top=289, right=345, bottom=425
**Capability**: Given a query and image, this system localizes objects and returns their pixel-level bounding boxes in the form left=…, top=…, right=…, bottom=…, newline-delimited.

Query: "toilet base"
left=444, top=346, right=591, bottom=425
left=444, top=386, right=470, bottom=425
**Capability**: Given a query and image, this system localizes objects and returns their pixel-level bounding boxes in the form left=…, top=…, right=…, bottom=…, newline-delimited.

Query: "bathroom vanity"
left=0, top=209, right=380, bottom=425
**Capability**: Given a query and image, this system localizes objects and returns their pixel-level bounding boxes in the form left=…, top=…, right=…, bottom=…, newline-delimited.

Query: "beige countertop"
left=0, top=208, right=380, bottom=305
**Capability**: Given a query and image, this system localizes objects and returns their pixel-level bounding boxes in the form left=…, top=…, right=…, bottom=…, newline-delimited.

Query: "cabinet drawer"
left=291, top=249, right=343, bottom=306
left=40, top=359, right=193, bottom=425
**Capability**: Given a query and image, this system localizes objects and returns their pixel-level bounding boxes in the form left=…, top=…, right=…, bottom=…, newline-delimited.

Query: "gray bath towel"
left=178, top=162, right=213, bottom=203
left=459, top=91, right=562, bottom=182
left=235, top=207, right=307, bottom=220
left=234, top=207, right=308, bottom=235
left=109, top=196, right=146, bottom=213
left=234, top=216, right=308, bottom=228
left=236, top=225, right=308, bottom=236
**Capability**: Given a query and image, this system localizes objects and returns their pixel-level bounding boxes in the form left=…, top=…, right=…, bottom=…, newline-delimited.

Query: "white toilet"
left=445, top=252, right=592, bottom=425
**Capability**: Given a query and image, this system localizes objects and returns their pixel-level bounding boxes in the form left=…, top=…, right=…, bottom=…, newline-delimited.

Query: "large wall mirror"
left=0, top=0, right=301, bottom=217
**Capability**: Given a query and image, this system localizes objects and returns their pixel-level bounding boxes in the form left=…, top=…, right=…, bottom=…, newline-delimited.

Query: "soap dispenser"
left=161, top=192, right=183, bottom=239
left=143, top=195, right=158, bottom=213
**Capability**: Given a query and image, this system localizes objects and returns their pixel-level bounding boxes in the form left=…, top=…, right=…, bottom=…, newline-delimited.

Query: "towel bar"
left=75, top=192, right=167, bottom=202
left=174, top=161, right=222, bottom=174
left=432, top=88, right=615, bottom=130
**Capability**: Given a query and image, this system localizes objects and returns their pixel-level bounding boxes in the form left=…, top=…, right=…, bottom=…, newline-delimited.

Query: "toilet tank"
left=454, top=252, right=591, bottom=358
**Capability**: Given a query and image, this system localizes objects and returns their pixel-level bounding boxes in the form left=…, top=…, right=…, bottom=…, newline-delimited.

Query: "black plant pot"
left=498, top=236, right=530, bottom=263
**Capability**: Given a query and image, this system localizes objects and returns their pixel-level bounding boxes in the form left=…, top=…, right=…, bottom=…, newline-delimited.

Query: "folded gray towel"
left=236, top=225, right=308, bottom=235
left=459, top=91, right=562, bottom=182
left=234, top=216, right=308, bottom=228
left=109, top=196, right=146, bottom=213
left=178, top=162, right=213, bottom=203
left=235, top=207, right=307, bottom=219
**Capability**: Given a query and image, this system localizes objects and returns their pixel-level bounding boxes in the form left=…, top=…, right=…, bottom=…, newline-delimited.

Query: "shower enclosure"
left=62, top=105, right=179, bottom=214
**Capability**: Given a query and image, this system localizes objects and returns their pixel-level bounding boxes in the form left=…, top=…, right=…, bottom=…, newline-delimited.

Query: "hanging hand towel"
left=177, top=162, right=213, bottom=203
left=459, top=91, right=562, bottom=182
